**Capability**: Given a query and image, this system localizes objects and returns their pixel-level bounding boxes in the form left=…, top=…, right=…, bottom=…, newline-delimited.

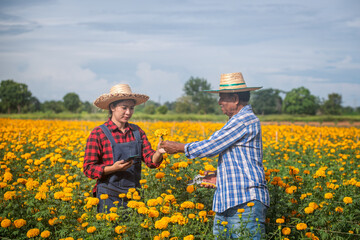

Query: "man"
left=161, top=72, right=270, bottom=239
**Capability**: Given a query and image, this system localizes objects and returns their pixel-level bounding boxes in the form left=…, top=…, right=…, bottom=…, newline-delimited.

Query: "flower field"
left=0, top=118, right=359, bottom=240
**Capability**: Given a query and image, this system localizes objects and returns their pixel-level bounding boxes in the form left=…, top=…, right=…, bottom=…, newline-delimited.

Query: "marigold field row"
left=0, top=119, right=359, bottom=240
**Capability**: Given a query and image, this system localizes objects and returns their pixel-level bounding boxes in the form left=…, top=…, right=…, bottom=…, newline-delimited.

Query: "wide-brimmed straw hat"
left=94, top=84, right=149, bottom=109
left=204, top=72, right=262, bottom=93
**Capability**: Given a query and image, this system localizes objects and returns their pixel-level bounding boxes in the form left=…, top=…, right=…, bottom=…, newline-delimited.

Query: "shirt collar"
left=106, top=118, right=133, bottom=132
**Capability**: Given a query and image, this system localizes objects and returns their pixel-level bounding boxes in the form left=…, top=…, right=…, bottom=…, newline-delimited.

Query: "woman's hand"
left=104, top=160, right=133, bottom=175
left=157, top=137, right=166, bottom=154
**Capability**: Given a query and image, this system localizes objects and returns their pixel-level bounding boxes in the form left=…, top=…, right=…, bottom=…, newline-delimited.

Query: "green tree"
left=41, top=100, right=65, bottom=113
left=175, top=96, right=196, bottom=114
left=24, top=96, right=41, bottom=113
left=282, top=87, right=318, bottom=115
left=183, top=77, right=217, bottom=114
left=156, top=105, right=168, bottom=114
left=63, top=92, right=81, bottom=113
left=250, top=88, right=283, bottom=115
left=321, top=93, right=342, bottom=115
left=0, top=79, right=32, bottom=113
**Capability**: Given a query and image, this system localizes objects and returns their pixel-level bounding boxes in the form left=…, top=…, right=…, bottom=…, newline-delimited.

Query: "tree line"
left=0, top=78, right=359, bottom=115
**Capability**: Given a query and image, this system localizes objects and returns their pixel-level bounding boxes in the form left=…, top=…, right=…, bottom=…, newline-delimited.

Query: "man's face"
left=218, top=93, right=238, bottom=117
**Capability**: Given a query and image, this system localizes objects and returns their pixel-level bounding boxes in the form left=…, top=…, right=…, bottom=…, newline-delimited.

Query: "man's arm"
left=160, top=141, right=185, bottom=154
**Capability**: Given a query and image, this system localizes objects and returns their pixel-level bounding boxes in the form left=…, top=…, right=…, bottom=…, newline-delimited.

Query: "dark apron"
left=96, top=124, right=142, bottom=212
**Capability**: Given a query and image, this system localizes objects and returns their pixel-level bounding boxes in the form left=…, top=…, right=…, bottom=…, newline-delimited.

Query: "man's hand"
left=157, top=137, right=166, bottom=154
left=104, top=160, right=133, bottom=175
left=160, top=140, right=185, bottom=154
left=200, top=171, right=217, bottom=189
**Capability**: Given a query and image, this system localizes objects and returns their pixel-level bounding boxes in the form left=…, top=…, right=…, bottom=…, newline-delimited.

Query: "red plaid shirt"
left=83, top=119, right=161, bottom=193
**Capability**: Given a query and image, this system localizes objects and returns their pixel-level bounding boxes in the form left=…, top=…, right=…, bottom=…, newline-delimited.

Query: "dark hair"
left=235, top=91, right=250, bottom=103
left=108, top=99, right=136, bottom=117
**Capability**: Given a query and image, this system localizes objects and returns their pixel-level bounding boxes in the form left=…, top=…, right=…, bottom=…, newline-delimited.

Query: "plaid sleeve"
left=83, top=127, right=107, bottom=179
left=138, top=127, right=162, bottom=168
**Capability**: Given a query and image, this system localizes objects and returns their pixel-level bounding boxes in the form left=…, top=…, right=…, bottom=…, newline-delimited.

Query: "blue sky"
left=0, top=0, right=359, bottom=107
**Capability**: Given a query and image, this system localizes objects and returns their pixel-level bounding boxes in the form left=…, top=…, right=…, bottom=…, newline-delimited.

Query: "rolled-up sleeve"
left=185, top=119, right=247, bottom=159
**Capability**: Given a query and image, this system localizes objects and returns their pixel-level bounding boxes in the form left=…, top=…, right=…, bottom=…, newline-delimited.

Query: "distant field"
left=0, top=112, right=360, bottom=123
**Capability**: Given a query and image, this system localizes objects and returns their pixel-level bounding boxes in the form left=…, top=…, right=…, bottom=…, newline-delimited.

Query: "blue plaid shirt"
left=185, top=105, right=270, bottom=213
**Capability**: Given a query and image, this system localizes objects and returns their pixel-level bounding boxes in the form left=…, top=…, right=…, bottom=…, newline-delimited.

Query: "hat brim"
left=94, top=93, right=149, bottom=110
left=204, top=87, right=262, bottom=93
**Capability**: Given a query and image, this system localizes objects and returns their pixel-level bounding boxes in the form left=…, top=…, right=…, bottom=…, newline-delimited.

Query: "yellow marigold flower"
left=161, top=231, right=170, bottom=238
left=14, top=219, right=26, bottom=228
left=82, top=222, right=89, bottom=228
left=155, top=172, right=165, bottom=179
left=0, top=182, right=7, bottom=188
left=237, top=208, right=245, bottom=213
left=188, top=213, right=196, bottom=219
left=115, top=225, right=127, bottom=234
left=140, top=179, right=147, bottom=184
left=148, top=209, right=160, bottom=218
left=155, top=219, right=169, bottom=229
left=184, top=235, right=195, bottom=240
left=147, top=199, right=159, bottom=207
left=1, top=219, right=11, bottom=228
left=27, top=228, right=40, bottom=238
left=221, top=221, right=228, bottom=226
left=335, top=207, right=343, bottom=213
left=304, top=207, right=314, bottom=214
left=324, top=193, right=333, bottom=199
left=106, top=213, right=119, bottom=221
left=198, top=211, right=207, bottom=217
left=154, top=236, right=160, bottom=240
left=308, top=202, right=319, bottom=210
left=110, top=207, right=117, bottom=212
left=173, top=154, right=180, bottom=159
left=3, top=191, right=16, bottom=200
left=100, top=194, right=108, bottom=200
left=178, top=161, right=188, bottom=168
left=154, top=129, right=169, bottom=138
left=3, top=171, right=13, bottom=182
left=186, top=185, right=195, bottom=194
left=87, top=226, right=96, bottom=233
left=40, top=230, right=51, bottom=238
left=164, top=195, right=176, bottom=203
left=180, top=201, right=195, bottom=209
left=276, top=218, right=284, bottom=224
left=282, top=227, right=291, bottom=235
left=247, top=202, right=255, bottom=207
left=138, top=207, right=149, bottom=215
left=296, top=223, right=307, bottom=231
left=343, top=197, right=353, bottom=204
left=196, top=203, right=204, bottom=210
left=119, top=193, right=126, bottom=198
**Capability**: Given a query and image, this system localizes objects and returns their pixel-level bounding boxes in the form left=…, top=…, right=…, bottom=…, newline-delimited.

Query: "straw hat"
left=205, top=72, right=262, bottom=93
left=94, top=84, right=149, bottom=109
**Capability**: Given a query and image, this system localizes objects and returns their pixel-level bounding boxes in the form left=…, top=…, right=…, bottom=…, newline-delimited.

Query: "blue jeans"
left=213, top=200, right=268, bottom=239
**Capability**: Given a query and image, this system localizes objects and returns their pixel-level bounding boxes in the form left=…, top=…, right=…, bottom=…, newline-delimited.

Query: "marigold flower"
left=40, top=230, right=51, bottom=238
left=282, top=227, right=291, bottom=235
left=296, top=223, right=307, bottom=231
left=14, top=219, right=26, bottom=228
left=276, top=218, right=284, bottom=224
left=115, top=225, right=127, bottom=234
left=100, top=194, right=108, bottom=200
left=247, top=202, right=255, bottom=207
left=335, top=207, right=343, bottom=213
left=324, top=193, right=333, bottom=199
left=87, top=226, right=96, bottom=233
left=184, top=235, right=195, bottom=240
left=161, top=231, right=170, bottom=238
left=343, top=197, right=353, bottom=204
left=1, top=219, right=11, bottom=228
left=155, top=219, right=168, bottom=229
left=155, top=172, right=165, bottom=179
left=304, top=207, right=314, bottom=214
left=186, top=185, right=195, bottom=194
left=26, top=228, right=40, bottom=238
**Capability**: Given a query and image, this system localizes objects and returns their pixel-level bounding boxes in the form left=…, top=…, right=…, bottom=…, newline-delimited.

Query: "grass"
left=0, top=112, right=360, bottom=123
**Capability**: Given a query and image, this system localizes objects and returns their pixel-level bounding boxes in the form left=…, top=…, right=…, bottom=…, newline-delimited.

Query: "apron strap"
left=99, top=124, right=116, bottom=147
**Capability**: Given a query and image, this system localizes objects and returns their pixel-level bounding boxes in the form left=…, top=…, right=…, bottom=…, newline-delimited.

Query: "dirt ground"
left=261, top=121, right=360, bottom=127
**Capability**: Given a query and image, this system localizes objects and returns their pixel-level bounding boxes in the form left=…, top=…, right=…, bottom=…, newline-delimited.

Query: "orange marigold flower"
left=26, top=228, right=40, bottom=238
left=14, top=219, right=26, bottom=228
left=87, top=226, right=96, bottom=233
left=247, top=202, right=255, bottom=207
left=1, top=219, right=11, bottom=228
left=276, top=218, right=285, bottom=224
left=155, top=172, right=165, bottom=179
left=324, top=193, right=333, bottom=199
left=343, top=197, right=353, bottom=204
left=40, top=230, right=51, bottom=238
left=296, top=223, right=307, bottom=231
left=282, top=227, right=291, bottom=235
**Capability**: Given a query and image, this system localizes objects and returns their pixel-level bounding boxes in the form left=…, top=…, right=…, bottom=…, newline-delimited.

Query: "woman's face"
left=111, top=100, right=135, bottom=126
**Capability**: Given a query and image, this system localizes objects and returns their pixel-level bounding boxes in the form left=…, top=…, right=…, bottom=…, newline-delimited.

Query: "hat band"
left=220, top=83, right=246, bottom=87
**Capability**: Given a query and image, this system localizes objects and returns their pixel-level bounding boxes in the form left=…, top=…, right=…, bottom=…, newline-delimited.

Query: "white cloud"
left=346, top=18, right=360, bottom=28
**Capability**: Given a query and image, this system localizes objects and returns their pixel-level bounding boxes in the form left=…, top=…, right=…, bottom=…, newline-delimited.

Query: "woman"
left=83, top=84, right=164, bottom=213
